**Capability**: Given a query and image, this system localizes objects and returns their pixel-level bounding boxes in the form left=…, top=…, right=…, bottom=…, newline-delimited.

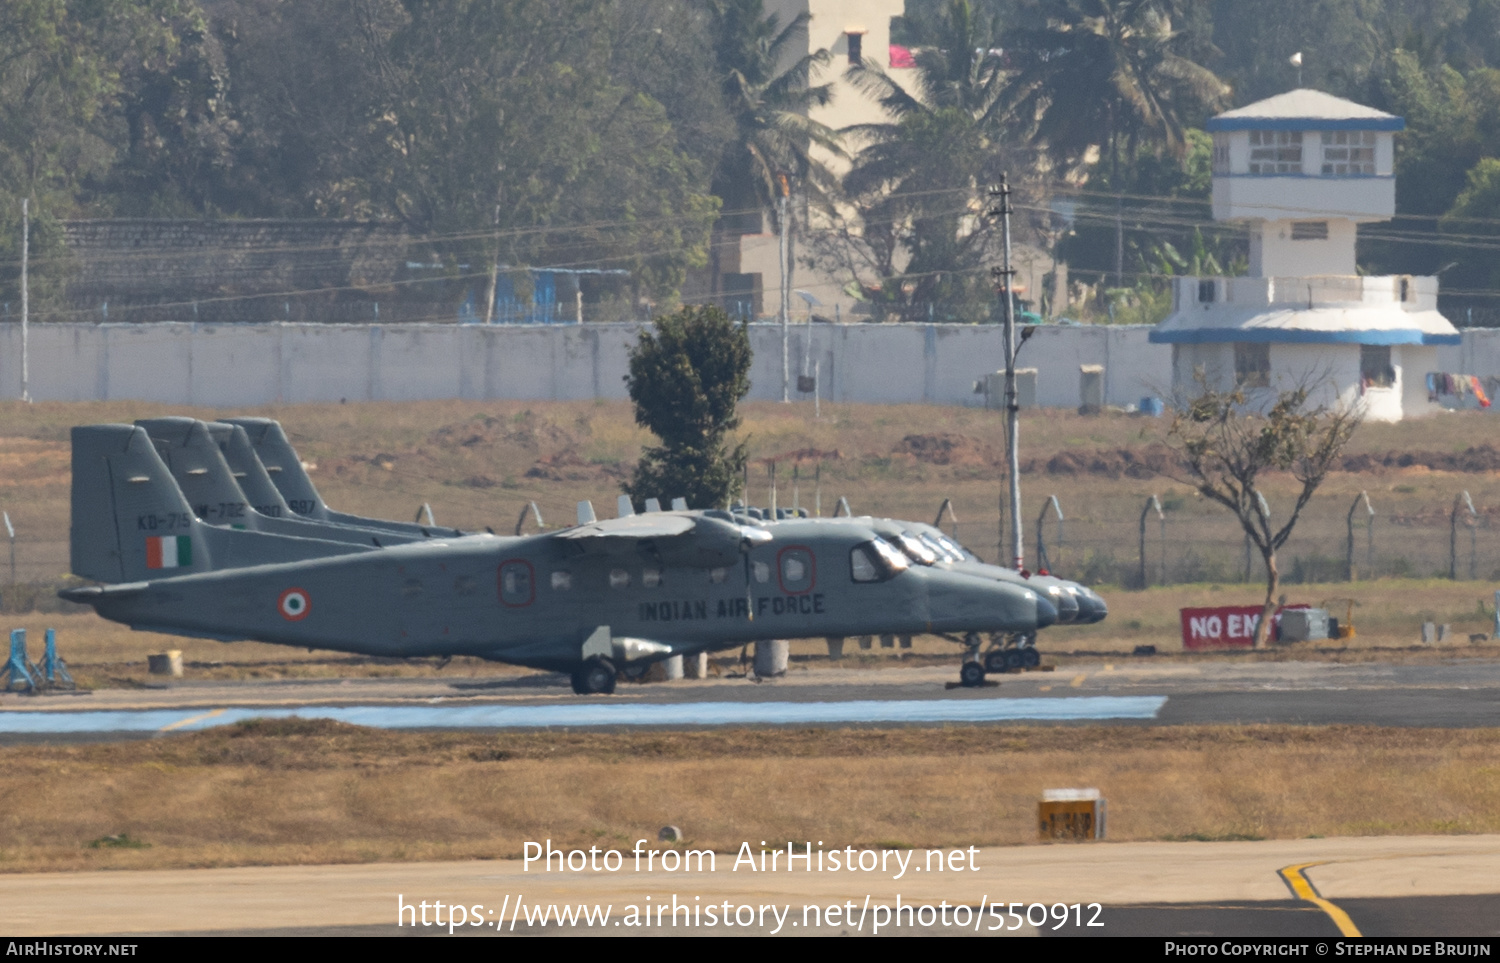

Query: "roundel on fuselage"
left=278, top=587, right=311, bottom=621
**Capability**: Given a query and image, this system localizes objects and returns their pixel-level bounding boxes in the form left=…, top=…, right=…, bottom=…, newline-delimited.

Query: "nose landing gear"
left=958, top=632, right=1039, bottom=686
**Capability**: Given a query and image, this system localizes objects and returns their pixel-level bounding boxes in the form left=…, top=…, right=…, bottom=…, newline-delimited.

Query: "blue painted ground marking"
left=0, top=696, right=1165, bottom=733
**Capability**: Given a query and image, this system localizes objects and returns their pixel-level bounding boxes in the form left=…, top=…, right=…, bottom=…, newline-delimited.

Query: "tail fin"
left=135, top=418, right=253, bottom=526
left=205, top=422, right=295, bottom=518
left=71, top=424, right=371, bottom=584
left=224, top=416, right=460, bottom=537
left=71, top=424, right=210, bottom=583
left=219, top=417, right=327, bottom=517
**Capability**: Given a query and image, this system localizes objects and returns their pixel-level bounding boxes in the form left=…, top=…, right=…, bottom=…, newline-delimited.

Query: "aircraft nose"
left=1035, top=594, right=1058, bottom=629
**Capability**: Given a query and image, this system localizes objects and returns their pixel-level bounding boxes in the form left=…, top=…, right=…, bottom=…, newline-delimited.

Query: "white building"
left=1150, top=89, right=1461, bottom=421
left=687, top=0, right=909, bottom=321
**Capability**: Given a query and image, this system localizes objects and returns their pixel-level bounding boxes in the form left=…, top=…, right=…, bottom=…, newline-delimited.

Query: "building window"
left=1321, top=130, right=1375, bottom=175
left=1198, top=279, right=1217, bottom=303
left=1234, top=342, right=1271, bottom=388
left=1248, top=130, right=1302, bottom=173
left=1212, top=134, right=1231, bottom=174
left=1291, top=220, right=1329, bottom=241
left=1361, top=345, right=1395, bottom=389
left=846, top=31, right=863, bottom=66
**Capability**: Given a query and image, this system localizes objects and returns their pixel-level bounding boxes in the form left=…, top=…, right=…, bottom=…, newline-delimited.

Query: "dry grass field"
left=0, top=720, right=1495, bottom=874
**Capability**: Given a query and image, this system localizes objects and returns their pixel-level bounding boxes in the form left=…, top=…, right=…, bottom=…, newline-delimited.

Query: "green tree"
left=705, top=0, right=843, bottom=227
left=623, top=305, right=752, bottom=511
left=1006, top=0, right=1229, bottom=179
left=1166, top=377, right=1363, bottom=647
left=833, top=0, right=1028, bottom=320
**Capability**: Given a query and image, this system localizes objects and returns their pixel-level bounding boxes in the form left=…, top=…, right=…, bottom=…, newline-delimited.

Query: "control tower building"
left=1150, top=89, right=1460, bottom=421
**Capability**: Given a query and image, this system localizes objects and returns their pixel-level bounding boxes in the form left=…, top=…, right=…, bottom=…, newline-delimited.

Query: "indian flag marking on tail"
left=146, top=535, right=192, bottom=570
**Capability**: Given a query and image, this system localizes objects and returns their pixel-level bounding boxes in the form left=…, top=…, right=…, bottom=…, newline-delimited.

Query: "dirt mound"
left=894, top=433, right=997, bottom=467
left=430, top=411, right=576, bottom=451
left=524, top=448, right=629, bottom=482
left=1340, top=445, right=1500, bottom=473
left=1026, top=444, right=1179, bottom=479
left=226, top=717, right=372, bottom=738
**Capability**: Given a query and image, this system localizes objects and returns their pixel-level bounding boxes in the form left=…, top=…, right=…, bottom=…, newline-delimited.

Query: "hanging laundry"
left=1428, top=372, right=1493, bottom=407
left=1471, top=376, right=1491, bottom=408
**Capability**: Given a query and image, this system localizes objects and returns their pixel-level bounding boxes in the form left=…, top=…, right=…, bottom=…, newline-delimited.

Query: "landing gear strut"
left=571, top=657, right=617, bottom=695
left=959, top=631, right=986, bottom=687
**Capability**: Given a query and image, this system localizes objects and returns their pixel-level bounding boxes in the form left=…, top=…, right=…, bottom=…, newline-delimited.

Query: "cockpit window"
left=935, top=533, right=975, bottom=562
left=850, top=538, right=910, bottom=583
left=893, top=533, right=937, bottom=565
left=918, top=533, right=959, bottom=562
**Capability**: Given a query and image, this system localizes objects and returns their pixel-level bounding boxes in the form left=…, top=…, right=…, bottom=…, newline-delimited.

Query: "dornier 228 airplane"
left=62, top=424, right=1058, bottom=694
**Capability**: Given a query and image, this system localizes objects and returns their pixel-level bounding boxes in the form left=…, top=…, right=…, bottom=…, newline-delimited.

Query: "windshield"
left=918, top=532, right=961, bottom=563
left=850, top=537, right=911, bottom=582
left=893, top=533, right=937, bottom=565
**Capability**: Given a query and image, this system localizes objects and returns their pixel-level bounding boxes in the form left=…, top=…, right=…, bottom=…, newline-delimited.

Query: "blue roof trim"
left=1149, top=328, right=1460, bottom=346
left=1215, top=173, right=1394, bottom=181
left=1207, top=117, right=1405, bottom=132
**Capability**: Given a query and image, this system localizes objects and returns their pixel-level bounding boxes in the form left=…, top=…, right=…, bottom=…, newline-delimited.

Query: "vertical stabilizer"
left=220, top=417, right=327, bottom=517
left=71, top=425, right=210, bottom=583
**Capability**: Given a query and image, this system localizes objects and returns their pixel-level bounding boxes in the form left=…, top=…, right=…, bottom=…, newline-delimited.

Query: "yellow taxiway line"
left=1278, top=862, right=1362, bottom=937
left=158, top=707, right=226, bottom=733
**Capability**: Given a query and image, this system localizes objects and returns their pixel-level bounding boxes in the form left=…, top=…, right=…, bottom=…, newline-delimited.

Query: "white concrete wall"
left=4, top=320, right=1494, bottom=412
left=0, top=321, right=1184, bottom=409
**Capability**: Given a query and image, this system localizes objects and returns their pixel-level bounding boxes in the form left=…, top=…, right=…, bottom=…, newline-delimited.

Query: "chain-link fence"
left=932, top=495, right=1500, bottom=589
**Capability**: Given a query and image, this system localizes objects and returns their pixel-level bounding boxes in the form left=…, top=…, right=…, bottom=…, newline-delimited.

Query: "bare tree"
left=1166, top=376, right=1363, bottom=647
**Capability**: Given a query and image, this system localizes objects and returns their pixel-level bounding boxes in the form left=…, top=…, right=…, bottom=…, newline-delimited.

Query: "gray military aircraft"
left=62, top=423, right=1058, bottom=694
left=730, top=510, right=1107, bottom=683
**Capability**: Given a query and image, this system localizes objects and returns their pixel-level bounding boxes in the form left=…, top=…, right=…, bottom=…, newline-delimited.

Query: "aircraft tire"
left=983, top=650, right=1009, bottom=674
left=576, top=657, right=618, bottom=695
left=959, top=661, right=986, bottom=687
left=1003, top=648, right=1026, bottom=671
left=1021, top=647, right=1041, bottom=668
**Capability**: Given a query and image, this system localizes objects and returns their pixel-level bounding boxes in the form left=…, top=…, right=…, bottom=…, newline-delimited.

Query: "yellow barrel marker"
left=158, top=707, right=227, bottom=733
left=1279, top=862, right=1361, bottom=937
left=1069, top=673, right=1087, bottom=688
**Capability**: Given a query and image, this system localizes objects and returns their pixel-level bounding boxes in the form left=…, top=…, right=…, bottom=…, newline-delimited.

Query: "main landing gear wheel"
left=571, top=657, right=618, bottom=695
left=1003, top=648, right=1026, bottom=671
left=983, top=649, right=1009, bottom=674
left=1021, top=646, right=1041, bottom=668
left=959, top=661, right=986, bottom=687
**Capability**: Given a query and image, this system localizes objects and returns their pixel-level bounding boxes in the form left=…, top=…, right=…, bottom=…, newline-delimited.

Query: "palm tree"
left=837, top=0, right=1027, bottom=318
left=706, top=0, right=844, bottom=230
left=1004, top=0, right=1229, bottom=180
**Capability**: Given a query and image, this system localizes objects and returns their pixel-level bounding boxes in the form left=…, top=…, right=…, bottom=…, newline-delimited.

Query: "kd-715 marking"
left=137, top=513, right=193, bottom=531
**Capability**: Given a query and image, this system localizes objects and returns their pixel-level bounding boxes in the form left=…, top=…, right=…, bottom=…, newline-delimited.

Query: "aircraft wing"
left=556, top=514, right=697, bottom=541
left=555, top=512, right=768, bottom=568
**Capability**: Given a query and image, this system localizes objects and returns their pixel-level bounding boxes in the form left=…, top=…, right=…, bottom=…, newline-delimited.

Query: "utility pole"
left=1114, top=193, right=1124, bottom=289
left=20, top=198, right=29, bottom=403
left=990, top=176, right=1024, bottom=570
left=483, top=201, right=501, bottom=325
left=778, top=174, right=791, bottom=403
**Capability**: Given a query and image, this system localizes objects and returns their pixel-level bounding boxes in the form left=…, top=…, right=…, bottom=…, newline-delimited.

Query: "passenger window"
left=498, top=560, right=534, bottom=607
left=709, top=567, right=728, bottom=584
left=851, top=546, right=879, bottom=582
left=778, top=547, right=815, bottom=594
left=609, top=568, right=631, bottom=589
left=642, top=568, right=662, bottom=588
left=752, top=561, right=770, bottom=584
left=550, top=570, right=572, bottom=591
